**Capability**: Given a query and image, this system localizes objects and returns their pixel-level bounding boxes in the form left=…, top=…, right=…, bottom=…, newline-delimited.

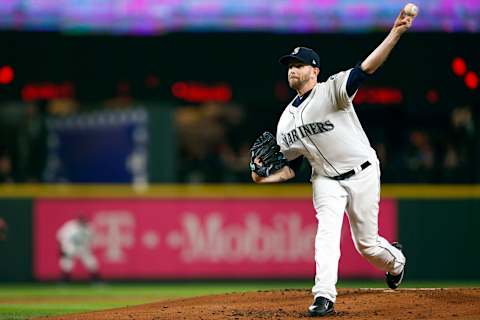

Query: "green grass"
left=0, top=281, right=310, bottom=320
left=0, top=280, right=479, bottom=320
left=0, top=304, right=124, bottom=320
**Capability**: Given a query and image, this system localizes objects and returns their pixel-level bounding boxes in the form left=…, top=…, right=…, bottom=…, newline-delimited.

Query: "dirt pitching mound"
left=39, top=288, right=480, bottom=320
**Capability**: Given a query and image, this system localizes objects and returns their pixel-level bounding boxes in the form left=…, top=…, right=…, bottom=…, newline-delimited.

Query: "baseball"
left=404, top=3, right=418, bottom=17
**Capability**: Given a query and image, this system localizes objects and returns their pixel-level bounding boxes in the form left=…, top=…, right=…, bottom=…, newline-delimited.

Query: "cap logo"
left=292, top=47, right=300, bottom=55
left=312, top=59, right=317, bottom=65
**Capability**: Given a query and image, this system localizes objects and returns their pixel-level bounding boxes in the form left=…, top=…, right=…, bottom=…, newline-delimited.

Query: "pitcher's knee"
left=356, top=243, right=379, bottom=258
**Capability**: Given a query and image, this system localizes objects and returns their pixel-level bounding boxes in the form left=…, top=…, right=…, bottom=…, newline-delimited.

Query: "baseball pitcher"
left=250, top=6, right=417, bottom=316
left=57, top=216, right=99, bottom=281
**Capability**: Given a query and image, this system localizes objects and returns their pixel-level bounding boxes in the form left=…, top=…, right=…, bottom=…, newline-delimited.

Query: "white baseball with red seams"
left=276, top=69, right=406, bottom=303
left=404, top=3, right=418, bottom=17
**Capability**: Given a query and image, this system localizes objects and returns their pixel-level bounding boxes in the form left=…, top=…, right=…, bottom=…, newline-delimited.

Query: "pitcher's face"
left=288, top=63, right=318, bottom=91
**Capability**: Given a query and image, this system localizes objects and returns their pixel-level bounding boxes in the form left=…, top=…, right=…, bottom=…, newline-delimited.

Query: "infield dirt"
left=37, top=288, right=480, bottom=320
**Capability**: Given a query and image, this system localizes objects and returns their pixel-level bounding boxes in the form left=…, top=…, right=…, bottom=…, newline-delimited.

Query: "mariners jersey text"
left=281, top=120, right=334, bottom=147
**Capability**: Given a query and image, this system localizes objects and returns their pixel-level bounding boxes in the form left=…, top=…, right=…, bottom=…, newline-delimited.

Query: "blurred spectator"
left=451, top=105, right=475, bottom=137
left=369, top=129, right=388, bottom=172
left=220, top=142, right=251, bottom=182
left=176, top=102, right=252, bottom=182
left=373, top=142, right=387, bottom=167
left=18, top=100, right=49, bottom=182
left=0, top=217, right=7, bottom=241
left=403, top=129, right=436, bottom=182
left=176, top=103, right=224, bottom=182
left=0, top=98, right=477, bottom=184
left=47, top=98, right=78, bottom=117
left=441, top=142, right=465, bottom=181
left=57, top=216, right=99, bottom=282
left=219, top=104, right=252, bottom=182
left=440, top=105, right=475, bottom=183
left=0, top=102, right=27, bottom=182
left=0, top=150, right=13, bottom=183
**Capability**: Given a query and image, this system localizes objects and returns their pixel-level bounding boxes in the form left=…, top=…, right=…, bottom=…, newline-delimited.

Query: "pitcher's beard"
left=288, top=77, right=308, bottom=91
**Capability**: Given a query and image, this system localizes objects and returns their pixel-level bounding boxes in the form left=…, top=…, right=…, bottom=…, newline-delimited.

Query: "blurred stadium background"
left=0, top=0, right=479, bottom=318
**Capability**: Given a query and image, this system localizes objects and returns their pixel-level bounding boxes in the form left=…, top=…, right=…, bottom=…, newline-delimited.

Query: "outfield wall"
left=0, top=184, right=479, bottom=281
left=0, top=199, right=32, bottom=281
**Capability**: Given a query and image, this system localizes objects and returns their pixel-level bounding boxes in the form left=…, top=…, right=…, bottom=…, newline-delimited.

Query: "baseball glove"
left=249, top=131, right=288, bottom=177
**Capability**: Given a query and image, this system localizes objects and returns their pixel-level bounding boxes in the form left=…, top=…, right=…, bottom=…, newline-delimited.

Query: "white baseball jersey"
left=57, top=219, right=98, bottom=273
left=276, top=69, right=377, bottom=178
left=57, top=220, right=93, bottom=254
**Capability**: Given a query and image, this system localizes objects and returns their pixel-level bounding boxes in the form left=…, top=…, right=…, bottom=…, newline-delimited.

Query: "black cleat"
left=308, top=296, right=335, bottom=317
left=386, top=242, right=405, bottom=290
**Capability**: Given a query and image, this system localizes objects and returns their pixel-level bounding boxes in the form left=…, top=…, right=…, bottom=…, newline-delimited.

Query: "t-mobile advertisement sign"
left=34, top=199, right=397, bottom=280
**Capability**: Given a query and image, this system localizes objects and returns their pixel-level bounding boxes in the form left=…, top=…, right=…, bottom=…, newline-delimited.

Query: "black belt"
left=330, top=161, right=371, bottom=181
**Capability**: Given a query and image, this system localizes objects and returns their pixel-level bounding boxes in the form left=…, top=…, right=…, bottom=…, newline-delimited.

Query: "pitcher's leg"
left=354, top=232, right=405, bottom=275
left=59, top=245, right=75, bottom=281
left=311, top=178, right=348, bottom=303
left=80, top=250, right=100, bottom=281
left=81, top=251, right=98, bottom=272
left=344, top=163, right=405, bottom=275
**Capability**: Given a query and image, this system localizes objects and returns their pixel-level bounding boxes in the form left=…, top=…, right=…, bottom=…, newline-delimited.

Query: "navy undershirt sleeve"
left=288, top=156, right=304, bottom=172
left=346, top=63, right=370, bottom=97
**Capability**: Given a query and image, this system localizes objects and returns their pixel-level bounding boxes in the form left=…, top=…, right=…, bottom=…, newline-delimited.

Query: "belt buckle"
left=332, top=161, right=370, bottom=181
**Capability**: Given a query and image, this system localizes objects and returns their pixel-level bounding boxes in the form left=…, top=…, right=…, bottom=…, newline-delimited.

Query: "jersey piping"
left=300, top=88, right=341, bottom=176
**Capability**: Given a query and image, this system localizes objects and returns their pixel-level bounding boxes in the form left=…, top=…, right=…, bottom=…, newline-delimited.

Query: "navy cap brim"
left=279, top=55, right=310, bottom=66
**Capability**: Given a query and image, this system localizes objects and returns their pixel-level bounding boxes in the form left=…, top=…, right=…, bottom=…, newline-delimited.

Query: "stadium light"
left=451, top=57, right=467, bottom=77
left=464, top=72, right=478, bottom=90
left=0, top=65, right=14, bottom=84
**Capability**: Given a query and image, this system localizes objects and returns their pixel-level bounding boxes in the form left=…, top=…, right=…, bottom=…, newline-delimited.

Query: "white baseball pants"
left=60, top=246, right=98, bottom=273
left=311, top=159, right=406, bottom=302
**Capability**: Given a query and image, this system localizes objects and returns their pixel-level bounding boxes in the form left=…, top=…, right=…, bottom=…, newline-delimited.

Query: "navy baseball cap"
left=279, top=47, right=320, bottom=68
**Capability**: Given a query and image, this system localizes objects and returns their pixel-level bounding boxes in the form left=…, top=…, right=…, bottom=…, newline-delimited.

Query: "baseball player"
left=57, top=216, right=99, bottom=281
left=250, top=7, right=415, bottom=317
left=0, top=217, right=7, bottom=241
